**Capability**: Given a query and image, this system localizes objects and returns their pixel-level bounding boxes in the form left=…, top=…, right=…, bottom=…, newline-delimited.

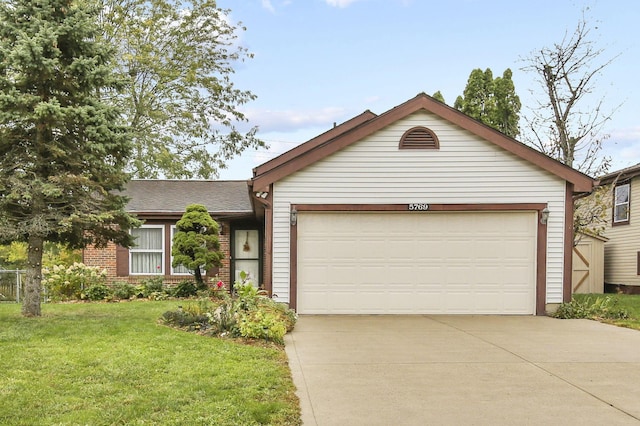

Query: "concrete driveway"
left=284, top=316, right=640, bottom=425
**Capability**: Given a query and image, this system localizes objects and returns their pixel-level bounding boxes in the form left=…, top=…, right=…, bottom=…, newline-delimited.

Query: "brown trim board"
left=264, top=190, right=273, bottom=296
left=289, top=203, right=549, bottom=315
left=289, top=216, right=298, bottom=312
left=252, top=110, right=377, bottom=176
left=563, top=183, right=574, bottom=303
left=252, top=94, right=596, bottom=193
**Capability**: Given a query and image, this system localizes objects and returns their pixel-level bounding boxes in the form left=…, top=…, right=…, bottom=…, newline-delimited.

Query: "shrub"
left=42, top=263, right=107, bottom=301
left=553, top=296, right=630, bottom=320
left=173, top=280, right=198, bottom=298
left=237, top=310, right=287, bottom=344
left=234, top=274, right=266, bottom=312
left=112, top=282, right=137, bottom=300
left=183, top=298, right=214, bottom=316
left=140, top=276, right=165, bottom=296
left=160, top=273, right=298, bottom=344
left=259, top=299, right=298, bottom=332
left=82, top=283, right=113, bottom=301
left=161, top=310, right=209, bottom=330
left=147, top=291, right=168, bottom=301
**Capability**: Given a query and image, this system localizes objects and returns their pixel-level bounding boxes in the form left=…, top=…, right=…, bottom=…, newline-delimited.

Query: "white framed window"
left=614, top=183, right=630, bottom=224
left=170, top=225, right=206, bottom=276
left=130, top=225, right=165, bottom=275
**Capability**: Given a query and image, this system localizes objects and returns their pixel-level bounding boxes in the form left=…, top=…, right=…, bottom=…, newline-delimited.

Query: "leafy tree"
left=172, top=204, right=224, bottom=289
left=0, top=242, right=80, bottom=270
left=0, top=0, right=138, bottom=316
left=521, top=12, right=617, bottom=176
left=453, top=68, right=521, bottom=138
left=96, top=0, right=264, bottom=179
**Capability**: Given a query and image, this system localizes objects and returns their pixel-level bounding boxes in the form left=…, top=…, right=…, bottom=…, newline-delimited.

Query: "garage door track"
left=285, top=315, right=640, bottom=425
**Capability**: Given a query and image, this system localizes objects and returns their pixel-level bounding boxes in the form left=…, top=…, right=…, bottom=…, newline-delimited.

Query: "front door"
left=232, top=229, right=261, bottom=288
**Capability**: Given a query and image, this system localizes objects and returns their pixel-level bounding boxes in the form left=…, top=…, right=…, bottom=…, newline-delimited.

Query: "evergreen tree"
left=431, top=91, right=445, bottom=103
left=0, top=0, right=138, bottom=316
left=491, top=69, right=521, bottom=139
left=452, top=68, right=521, bottom=138
left=172, top=204, right=224, bottom=289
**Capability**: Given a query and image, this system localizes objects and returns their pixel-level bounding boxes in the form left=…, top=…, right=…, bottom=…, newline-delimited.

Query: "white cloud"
left=610, top=126, right=640, bottom=141
left=324, top=0, right=364, bottom=8
left=602, top=126, right=640, bottom=170
left=261, top=0, right=275, bottom=13
left=363, top=95, right=381, bottom=104
left=245, top=107, right=349, bottom=133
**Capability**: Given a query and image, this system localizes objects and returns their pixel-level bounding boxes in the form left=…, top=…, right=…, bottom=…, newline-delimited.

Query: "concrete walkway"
left=284, top=315, right=640, bottom=425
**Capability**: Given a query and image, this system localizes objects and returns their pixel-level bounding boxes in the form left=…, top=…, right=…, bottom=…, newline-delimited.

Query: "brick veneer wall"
left=82, top=219, right=232, bottom=287
left=217, top=223, right=231, bottom=285
left=83, top=241, right=118, bottom=281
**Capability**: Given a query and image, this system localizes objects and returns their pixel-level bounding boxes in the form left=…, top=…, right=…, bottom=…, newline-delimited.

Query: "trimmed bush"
left=82, top=284, right=113, bottom=301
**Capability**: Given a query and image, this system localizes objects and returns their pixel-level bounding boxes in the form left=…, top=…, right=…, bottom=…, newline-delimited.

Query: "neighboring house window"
left=399, top=126, right=439, bottom=149
left=613, top=183, right=630, bottom=224
left=130, top=225, right=164, bottom=274
left=170, top=225, right=205, bottom=276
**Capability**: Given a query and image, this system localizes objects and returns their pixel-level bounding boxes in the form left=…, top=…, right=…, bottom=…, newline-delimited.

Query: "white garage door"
left=297, top=211, right=537, bottom=314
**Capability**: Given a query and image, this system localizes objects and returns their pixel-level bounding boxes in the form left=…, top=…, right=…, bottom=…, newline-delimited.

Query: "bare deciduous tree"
left=521, top=12, right=620, bottom=176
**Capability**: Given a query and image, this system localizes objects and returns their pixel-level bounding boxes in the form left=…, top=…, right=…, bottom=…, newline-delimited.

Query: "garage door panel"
left=297, top=212, right=536, bottom=314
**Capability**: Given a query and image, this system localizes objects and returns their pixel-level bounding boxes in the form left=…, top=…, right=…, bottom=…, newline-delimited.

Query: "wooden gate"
left=572, top=233, right=606, bottom=294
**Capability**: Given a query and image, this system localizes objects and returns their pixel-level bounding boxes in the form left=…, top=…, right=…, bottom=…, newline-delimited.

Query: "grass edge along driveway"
left=0, top=301, right=301, bottom=426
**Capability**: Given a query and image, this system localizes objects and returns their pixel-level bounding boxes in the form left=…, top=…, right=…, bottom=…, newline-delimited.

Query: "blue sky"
left=217, top=0, right=640, bottom=180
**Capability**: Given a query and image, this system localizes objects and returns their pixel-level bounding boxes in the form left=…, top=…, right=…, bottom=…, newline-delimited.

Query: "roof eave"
left=252, top=93, right=596, bottom=194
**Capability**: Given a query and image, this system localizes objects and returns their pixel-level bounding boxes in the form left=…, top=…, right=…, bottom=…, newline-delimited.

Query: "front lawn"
left=0, top=301, right=300, bottom=425
left=572, top=293, right=640, bottom=330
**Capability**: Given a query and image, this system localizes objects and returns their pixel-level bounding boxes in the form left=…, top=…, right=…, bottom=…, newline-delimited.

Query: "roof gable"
left=252, top=93, right=595, bottom=193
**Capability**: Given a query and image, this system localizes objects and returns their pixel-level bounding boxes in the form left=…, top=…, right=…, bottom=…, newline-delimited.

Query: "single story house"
left=85, top=93, right=596, bottom=315
left=83, top=180, right=264, bottom=288
left=599, top=163, right=640, bottom=293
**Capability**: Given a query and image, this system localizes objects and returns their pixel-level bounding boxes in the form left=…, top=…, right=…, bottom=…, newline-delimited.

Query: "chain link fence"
left=0, top=270, right=26, bottom=302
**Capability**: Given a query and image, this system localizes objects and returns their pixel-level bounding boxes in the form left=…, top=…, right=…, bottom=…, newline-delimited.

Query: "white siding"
left=604, top=176, right=640, bottom=286
left=271, top=111, right=567, bottom=304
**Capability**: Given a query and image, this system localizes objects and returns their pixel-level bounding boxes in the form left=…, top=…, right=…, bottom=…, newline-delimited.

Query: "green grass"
left=0, top=301, right=300, bottom=425
left=573, top=293, right=640, bottom=330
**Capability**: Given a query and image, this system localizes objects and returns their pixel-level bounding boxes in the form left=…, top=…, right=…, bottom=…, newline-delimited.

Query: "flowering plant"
left=42, top=262, right=107, bottom=300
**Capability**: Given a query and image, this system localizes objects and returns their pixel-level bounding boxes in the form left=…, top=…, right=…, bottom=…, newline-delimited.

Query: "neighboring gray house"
left=600, top=163, right=640, bottom=293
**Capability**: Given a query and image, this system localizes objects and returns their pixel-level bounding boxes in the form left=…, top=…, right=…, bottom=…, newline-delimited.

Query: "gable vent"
left=399, top=126, right=439, bottom=150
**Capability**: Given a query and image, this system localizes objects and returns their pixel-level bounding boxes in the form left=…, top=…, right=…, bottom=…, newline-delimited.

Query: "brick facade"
left=82, top=219, right=233, bottom=287
left=83, top=241, right=118, bottom=281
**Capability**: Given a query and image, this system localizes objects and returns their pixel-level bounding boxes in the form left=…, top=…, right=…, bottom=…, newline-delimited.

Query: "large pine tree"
left=0, top=0, right=137, bottom=316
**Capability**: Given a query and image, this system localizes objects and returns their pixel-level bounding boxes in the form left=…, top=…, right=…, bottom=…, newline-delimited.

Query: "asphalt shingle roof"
left=599, top=163, right=640, bottom=184
left=122, top=180, right=253, bottom=214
